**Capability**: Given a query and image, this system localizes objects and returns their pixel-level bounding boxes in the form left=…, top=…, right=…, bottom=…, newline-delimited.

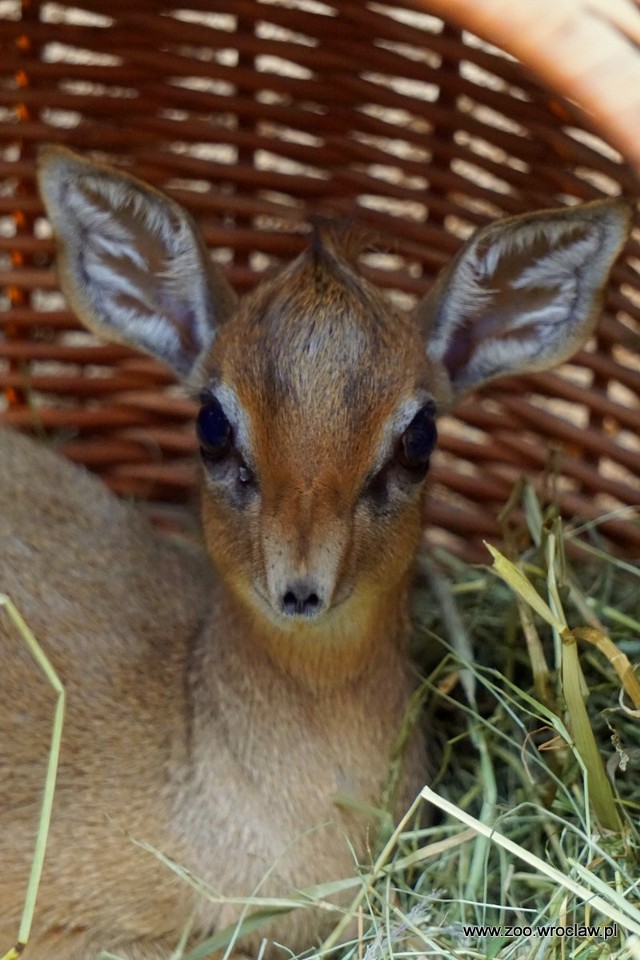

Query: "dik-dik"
left=0, top=146, right=630, bottom=960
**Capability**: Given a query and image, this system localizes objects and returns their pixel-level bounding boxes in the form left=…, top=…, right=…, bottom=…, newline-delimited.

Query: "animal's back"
left=0, top=426, right=208, bottom=650
left=0, top=428, right=211, bottom=955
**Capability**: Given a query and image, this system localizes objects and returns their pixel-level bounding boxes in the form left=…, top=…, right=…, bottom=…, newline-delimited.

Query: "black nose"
left=281, top=580, right=322, bottom=618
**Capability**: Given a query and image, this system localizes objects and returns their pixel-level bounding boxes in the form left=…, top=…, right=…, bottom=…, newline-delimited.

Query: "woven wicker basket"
left=2, top=0, right=639, bottom=561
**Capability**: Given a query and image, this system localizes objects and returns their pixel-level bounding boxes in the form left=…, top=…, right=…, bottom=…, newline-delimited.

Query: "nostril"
left=282, top=590, right=298, bottom=614
left=281, top=583, right=322, bottom=618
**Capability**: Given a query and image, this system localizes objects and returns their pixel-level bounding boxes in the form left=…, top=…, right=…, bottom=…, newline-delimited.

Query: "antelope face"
left=37, top=146, right=630, bottom=636
left=196, top=236, right=449, bottom=627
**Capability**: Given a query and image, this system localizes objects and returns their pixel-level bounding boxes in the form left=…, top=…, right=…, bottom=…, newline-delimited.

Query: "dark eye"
left=395, top=402, right=437, bottom=475
left=196, top=397, right=232, bottom=462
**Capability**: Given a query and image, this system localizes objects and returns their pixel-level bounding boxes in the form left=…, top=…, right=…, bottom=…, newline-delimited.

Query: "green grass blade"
left=0, top=595, right=65, bottom=960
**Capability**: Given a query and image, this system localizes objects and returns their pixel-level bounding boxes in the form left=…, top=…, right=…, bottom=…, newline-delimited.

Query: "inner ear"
left=38, top=146, right=238, bottom=380
left=418, top=199, right=631, bottom=396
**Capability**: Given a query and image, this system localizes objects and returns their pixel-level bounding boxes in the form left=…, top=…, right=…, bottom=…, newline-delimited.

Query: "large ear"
left=418, top=200, right=631, bottom=398
left=37, top=146, right=238, bottom=379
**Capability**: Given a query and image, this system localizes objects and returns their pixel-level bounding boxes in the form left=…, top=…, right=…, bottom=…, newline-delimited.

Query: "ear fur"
left=417, top=199, right=631, bottom=397
left=37, top=146, right=238, bottom=379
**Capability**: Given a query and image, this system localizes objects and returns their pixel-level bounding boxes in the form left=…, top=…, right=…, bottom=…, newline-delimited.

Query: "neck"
left=210, top=576, right=413, bottom=696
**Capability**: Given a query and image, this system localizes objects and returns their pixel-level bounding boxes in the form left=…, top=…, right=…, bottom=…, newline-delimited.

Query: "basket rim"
left=421, top=0, right=640, bottom=173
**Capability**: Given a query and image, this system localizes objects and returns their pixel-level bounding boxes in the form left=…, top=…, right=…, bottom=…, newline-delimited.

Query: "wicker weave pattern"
left=1, top=0, right=639, bottom=560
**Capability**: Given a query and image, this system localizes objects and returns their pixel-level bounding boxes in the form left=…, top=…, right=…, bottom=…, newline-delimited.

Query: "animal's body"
left=1, top=429, right=420, bottom=960
left=0, top=146, right=630, bottom=959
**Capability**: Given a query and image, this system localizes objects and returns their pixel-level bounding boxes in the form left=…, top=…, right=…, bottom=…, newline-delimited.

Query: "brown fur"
left=0, top=148, right=629, bottom=960
left=0, top=246, right=433, bottom=960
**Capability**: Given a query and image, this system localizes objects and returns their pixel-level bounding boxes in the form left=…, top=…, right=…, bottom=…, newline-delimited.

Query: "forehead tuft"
left=233, top=235, right=416, bottom=400
left=204, top=228, right=431, bottom=466
left=309, top=218, right=372, bottom=272
left=201, top=229, right=436, bottom=474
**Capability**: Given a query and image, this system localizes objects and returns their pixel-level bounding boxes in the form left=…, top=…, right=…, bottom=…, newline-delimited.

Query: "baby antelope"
left=0, top=146, right=630, bottom=960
